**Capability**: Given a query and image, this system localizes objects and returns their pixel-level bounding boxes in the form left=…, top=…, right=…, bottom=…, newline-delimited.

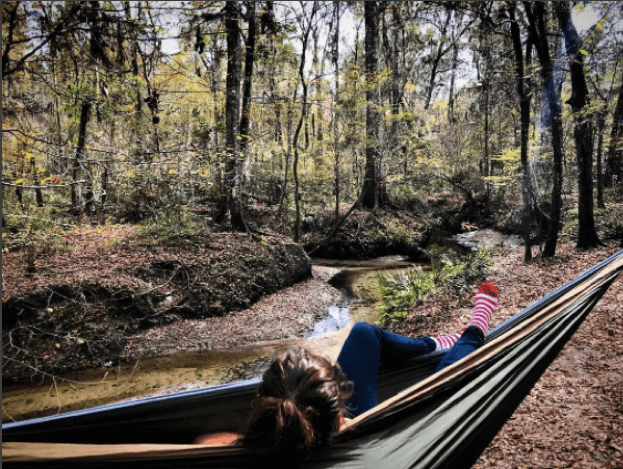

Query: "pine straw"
left=394, top=242, right=623, bottom=468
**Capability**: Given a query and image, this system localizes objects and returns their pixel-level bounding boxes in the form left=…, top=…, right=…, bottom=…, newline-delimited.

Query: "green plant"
left=377, top=248, right=493, bottom=328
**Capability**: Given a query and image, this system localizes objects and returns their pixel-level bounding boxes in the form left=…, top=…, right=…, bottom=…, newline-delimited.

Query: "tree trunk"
left=390, top=4, right=401, bottom=146
left=291, top=3, right=316, bottom=241
left=210, top=33, right=224, bottom=150
left=448, top=39, right=459, bottom=124
left=596, top=111, right=605, bottom=208
left=361, top=1, right=388, bottom=209
left=72, top=98, right=92, bottom=212
left=424, top=9, right=452, bottom=111
left=332, top=0, right=340, bottom=226
left=555, top=2, right=602, bottom=250
left=217, top=1, right=246, bottom=231
left=525, top=2, right=564, bottom=258
left=240, top=1, right=256, bottom=156
left=606, top=79, right=623, bottom=186
left=31, top=157, right=44, bottom=208
left=509, top=4, right=533, bottom=262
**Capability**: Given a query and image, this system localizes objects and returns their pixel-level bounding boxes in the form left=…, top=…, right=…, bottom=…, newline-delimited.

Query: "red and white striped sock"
left=431, top=327, right=466, bottom=351
left=467, top=282, right=498, bottom=336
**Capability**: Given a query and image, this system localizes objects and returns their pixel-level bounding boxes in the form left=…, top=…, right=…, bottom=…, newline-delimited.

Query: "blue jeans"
left=336, top=322, right=483, bottom=417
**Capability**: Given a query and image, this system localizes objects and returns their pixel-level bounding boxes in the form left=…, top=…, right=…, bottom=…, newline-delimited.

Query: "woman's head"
left=242, top=346, right=353, bottom=462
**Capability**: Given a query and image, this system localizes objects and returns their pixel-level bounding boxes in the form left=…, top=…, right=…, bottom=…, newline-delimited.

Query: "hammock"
left=3, top=249, right=623, bottom=469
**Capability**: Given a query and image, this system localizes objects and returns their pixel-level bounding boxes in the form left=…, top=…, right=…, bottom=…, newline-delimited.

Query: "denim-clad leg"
left=337, top=322, right=436, bottom=417
left=434, top=326, right=483, bottom=372
left=337, top=323, right=485, bottom=418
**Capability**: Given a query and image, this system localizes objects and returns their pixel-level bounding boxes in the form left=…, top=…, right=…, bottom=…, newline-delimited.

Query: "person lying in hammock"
left=195, top=282, right=499, bottom=461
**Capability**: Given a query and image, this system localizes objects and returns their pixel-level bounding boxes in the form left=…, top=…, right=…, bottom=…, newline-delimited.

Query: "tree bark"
left=606, top=79, right=623, bottom=187
left=240, top=1, right=256, bottom=156
left=361, top=1, right=389, bottom=209
left=332, top=0, right=340, bottom=226
left=596, top=110, right=606, bottom=208
left=390, top=4, right=402, bottom=146
left=291, top=3, right=316, bottom=241
left=555, top=2, right=602, bottom=250
left=509, top=4, right=533, bottom=263
left=217, top=1, right=246, bottom=231
left=72, top=98, right=92, bottom=212
left=524, top=2, right=564, bottom=258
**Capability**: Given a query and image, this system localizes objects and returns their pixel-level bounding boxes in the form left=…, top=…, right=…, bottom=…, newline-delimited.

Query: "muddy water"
left=2, top=257, right=416, bottom=424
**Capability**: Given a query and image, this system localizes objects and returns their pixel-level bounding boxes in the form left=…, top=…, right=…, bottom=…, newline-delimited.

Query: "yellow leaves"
left=404, top=81, right=417, bottom=94
left=22, top=152, right=33, bottom=160
left=40, top=177, right=52, bottom=184
left=579, top=49, right=589, bottom=57
left=511, top=108, right=517, bottom=116
left=15, top=179, right=24, bottom=184
left=85, top=144, right=91, bottom=150
left=168, top=169, right=175, bottom=174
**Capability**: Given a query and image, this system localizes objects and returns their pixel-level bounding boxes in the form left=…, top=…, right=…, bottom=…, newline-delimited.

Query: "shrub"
left=377, top=247, right=493, bottom=328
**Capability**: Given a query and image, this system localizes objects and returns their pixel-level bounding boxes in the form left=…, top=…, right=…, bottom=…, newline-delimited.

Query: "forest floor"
left=2, top=198, right=623, bottom=467
left=390, top=242, right=623, bottom=469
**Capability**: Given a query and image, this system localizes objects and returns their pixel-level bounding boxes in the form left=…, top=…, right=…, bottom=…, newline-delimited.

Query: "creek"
left=2, top=256, right=419, bottom=424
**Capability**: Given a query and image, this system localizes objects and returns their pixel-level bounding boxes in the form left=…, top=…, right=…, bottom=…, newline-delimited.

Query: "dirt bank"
left=2, top=226, right=313, bottom=382
left=1, top=264, right=385, bottom=424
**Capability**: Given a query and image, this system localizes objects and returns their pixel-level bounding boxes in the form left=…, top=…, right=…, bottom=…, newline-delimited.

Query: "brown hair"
left=241, top=346, right=353, bottom=463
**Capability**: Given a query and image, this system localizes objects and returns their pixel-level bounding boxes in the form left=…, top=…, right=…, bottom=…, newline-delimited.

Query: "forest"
left=2, top=1, right=623, bottom=467
left=3, top=1, right=621, bottom=254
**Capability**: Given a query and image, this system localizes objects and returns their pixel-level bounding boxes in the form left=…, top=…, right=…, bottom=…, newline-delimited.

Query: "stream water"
left=2, top=232, right=518, bottom=423
left=2, top=256, right=418, bottom=424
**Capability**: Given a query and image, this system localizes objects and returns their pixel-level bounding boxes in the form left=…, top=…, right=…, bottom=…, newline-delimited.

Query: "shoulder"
left=194, top=432, right=242, bottom=446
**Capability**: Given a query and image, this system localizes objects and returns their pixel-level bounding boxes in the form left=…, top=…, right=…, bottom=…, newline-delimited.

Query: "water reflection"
left=305, top=304, right=351, bottom=338
left=306, top=256, right=418, bottom=339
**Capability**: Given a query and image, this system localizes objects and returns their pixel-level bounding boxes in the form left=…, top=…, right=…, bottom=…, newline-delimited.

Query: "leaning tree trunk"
left=556, top=2, right=602, bottom=250
left=361, top=1, right=388, bottom=209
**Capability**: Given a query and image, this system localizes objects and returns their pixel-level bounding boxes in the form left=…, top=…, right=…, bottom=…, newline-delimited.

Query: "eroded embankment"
left=2, top=228, right=312, bottom=382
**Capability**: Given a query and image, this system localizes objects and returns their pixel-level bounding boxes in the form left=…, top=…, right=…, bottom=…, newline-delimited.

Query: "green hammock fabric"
left=3, top=250, right=622, bottom=468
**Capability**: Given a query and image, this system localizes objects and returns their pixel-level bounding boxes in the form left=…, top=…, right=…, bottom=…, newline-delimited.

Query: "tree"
left=240, top=1, right=257, bottom=156
left=524, top=1, right=565, bottom=258
left=509, top=2, right=534, bottom=263
left=291, top=1, right=317, bottom=241
left=217, top=1, right=247, bottom=231
left=555, top=2, right=602, bottom=250
left=606, top=78, right=623, bottom=187
left=360, top=1, right=389, bottom=209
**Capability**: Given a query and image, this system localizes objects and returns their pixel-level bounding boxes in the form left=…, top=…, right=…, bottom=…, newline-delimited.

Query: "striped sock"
left=467, top=282, right=498, bottom=336
left=431, top=327, right=466, bottom=351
